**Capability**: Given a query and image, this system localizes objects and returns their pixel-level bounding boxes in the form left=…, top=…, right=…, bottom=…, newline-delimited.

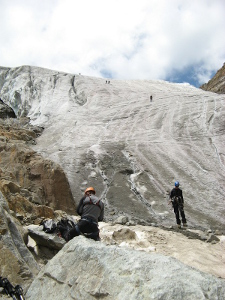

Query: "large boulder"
left=26, top=236, right=225, bottom=300
left=27, top=224, right=66, bottom=250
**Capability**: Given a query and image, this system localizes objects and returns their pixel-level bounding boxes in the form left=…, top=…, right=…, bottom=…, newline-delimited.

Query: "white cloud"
left=0, top=0, right=224, bottom=86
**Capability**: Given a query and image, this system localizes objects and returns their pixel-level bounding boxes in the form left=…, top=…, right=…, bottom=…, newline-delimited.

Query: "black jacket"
left=170, top=187, right=184, bottom=203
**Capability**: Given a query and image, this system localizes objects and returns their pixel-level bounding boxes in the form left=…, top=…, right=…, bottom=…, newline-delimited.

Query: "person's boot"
left=183, top=223, right=187, bottom=227
left=177, top=224, right=181, bottom=229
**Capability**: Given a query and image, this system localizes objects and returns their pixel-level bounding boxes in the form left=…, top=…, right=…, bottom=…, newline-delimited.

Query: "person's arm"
left=169, top=189, right=173, bottom=200
left=98, top=202, right=104, bottom=221
left=180, top=190, right=184, bottom=203
left=168, top=189, right=174, bottom=205
left=76, top=196, right=85, bottom=215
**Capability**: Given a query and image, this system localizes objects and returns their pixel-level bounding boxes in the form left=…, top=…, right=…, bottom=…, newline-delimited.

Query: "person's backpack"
left=41, top=219, right=57, bottom=233
left=56, top=218, right=76, bottom=241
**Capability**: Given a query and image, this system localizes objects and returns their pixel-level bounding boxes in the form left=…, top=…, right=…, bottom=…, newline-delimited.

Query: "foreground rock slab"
left=27, top=224, right=66, bottom=250
left=99, top=222, right=225, bottom=279
left=26, top=236, right=225, bottom=300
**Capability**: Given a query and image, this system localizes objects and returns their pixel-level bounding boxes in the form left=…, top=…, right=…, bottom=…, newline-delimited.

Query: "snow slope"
left=0, top=65, right=224, bottom=230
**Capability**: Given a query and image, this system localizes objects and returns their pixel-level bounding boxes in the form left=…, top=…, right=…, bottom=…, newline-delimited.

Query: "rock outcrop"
left=200, top=63, right=225, bottom=94
left=0, top=117, right=76, bottom=223
left=26, top=236, right=225, bottom=300
left=0, top=98, right=16, bottom=118
left=0, top=109, right=77, bottom=292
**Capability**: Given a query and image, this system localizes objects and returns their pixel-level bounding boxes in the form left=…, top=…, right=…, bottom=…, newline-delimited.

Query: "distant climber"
left=150, top=95, right=152, bottom=102
left=168, top=181, right=187, bottom=228
left=67, top=187, right=104, bottom=241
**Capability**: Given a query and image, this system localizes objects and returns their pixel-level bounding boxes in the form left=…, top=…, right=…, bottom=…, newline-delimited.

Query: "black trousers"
left=173, top=204, right=186, bottom=225
left=68, top=219, right=99, bottom=241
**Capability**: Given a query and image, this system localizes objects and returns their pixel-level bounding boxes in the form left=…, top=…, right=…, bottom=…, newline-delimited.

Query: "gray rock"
left=112, top=228, right=137, bottom=241
left=27, top=225, right=66, bottom=250
left=26, top=236, right=225, bottom=300
left=114, top=215, right=129, bottom=225
left=206, top=233, right=220, bottom=243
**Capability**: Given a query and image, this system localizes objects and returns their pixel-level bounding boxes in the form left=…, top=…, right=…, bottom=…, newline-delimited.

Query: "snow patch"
left=136, top=184, right=147, bottom=193
left=130, top=172, right=141, bottom=181
left=89, top=144, right=104, bottom=156
left=219, top=235, right=225, bottom=242
left=81, top=181, right=88, bottom=185
left=88, top=171, right=97, bottom=178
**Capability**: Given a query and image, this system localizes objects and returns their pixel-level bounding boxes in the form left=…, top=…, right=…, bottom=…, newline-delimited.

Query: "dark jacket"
left=76, top=195, right=104, bottom=223
left=170, top=187, right=184, bottom=204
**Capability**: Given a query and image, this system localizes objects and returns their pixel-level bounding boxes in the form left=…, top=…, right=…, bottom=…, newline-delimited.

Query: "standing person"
left=169, top=181, right=187, bottom=228
left=67, top=187, right=104, bottom=241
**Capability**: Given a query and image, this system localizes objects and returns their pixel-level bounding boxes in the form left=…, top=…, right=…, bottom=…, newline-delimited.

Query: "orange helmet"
left=84, top=187, right=95, bottom=194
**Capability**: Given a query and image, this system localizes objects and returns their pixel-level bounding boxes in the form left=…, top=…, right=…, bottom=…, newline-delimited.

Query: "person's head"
left=174, top=181, right=179, bottom=188
left=85, top=187, right=96, bottom=196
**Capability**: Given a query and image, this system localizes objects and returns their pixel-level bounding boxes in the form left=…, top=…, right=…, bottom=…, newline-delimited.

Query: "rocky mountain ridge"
left=200, top=62, right=225, bottom=94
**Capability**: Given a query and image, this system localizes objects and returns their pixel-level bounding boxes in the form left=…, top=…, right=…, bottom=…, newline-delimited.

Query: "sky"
left=0, top=0, right=225, bottom=87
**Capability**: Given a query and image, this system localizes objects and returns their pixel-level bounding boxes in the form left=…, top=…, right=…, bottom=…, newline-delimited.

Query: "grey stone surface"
left=207, top=233, right=220, bottom=243
left=27, top=224, right=66, bottom=250
left=26, top=236, right=225, bottom=300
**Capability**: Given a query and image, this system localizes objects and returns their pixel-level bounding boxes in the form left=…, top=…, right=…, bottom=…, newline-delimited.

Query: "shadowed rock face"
left=0, top=98, right=16, bottom=118
left=200, top=62, right=225, bottom=94
left=0, top=117, right=76, bottom=222
left=0, top=65, right=224, bottom=231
